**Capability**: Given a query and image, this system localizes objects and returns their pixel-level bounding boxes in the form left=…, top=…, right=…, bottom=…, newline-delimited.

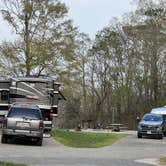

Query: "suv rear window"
left=8, top=107, right=41, bottom=120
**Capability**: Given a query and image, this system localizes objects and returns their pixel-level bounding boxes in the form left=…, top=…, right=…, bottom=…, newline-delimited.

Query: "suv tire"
left=1, top=135, right=7, bottom=144
left=158, top=134, right=163, bottom=139
left=137, top=133, right=142, bottom=138
left=36, top=138, right=43, bottom=146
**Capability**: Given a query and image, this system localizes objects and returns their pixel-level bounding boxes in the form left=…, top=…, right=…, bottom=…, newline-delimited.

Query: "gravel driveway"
left=0, top=132, right=166, bottom=166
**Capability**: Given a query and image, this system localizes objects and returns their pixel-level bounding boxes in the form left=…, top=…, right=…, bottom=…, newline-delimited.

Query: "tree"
left=75, top=33, right=91, bottom=120
left=0, top=41, right=23, bottom=77
left=130, top=0, right=166, bottom=106
left=85, top=0, right=166, bottom=127
left=87, top=23, right=127, bottom=125
left=0, top=0, right=78, bottom=76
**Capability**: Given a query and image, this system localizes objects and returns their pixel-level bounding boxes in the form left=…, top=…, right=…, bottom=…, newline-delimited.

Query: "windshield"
left=8, top=107, right=41, bottom=120
left=17, top=81, right=52, bottom=94
left=142, top=114, right=163, bottom=122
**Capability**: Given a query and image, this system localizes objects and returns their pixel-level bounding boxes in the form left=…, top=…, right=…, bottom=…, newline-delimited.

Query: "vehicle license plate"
left=16, top=122, right=30, bottom=128
left=147, top=131, right=151, bottom=134
left=15, top=130, right=30, bottom=133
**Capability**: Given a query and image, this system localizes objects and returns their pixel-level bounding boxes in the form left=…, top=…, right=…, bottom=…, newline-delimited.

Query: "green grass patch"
left=0, top=161, right=26, bottom=166
left=160, top=157, right=166, bottom=165
left=52, top=130, right=127, bottom=148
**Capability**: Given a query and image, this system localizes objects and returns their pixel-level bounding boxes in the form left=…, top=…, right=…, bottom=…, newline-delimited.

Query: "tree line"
left=0, top=0, right=166, bottom=129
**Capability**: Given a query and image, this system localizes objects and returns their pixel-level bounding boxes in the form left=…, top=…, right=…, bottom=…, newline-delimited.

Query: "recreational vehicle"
left=0, top=77, right=64, bottom=131
left=0, top=80, right=10, bottom=122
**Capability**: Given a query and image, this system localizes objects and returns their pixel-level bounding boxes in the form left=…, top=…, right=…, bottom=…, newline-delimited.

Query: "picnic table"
left=106, top=123, right=127, bottom=132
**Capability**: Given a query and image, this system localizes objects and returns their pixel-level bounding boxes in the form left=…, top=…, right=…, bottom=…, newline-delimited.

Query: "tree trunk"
left=24, top=5, right=31, bottom=76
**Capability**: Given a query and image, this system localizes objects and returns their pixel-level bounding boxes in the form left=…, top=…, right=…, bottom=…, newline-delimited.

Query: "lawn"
left=0, top=161, right=26, bottom=166
left=52, top=130, right=127, bottom=148
left=160, top=157, right=166, bottom=165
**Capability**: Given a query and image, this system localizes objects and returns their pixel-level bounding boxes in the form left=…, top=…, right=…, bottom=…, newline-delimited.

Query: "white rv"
left=0, top=77, right=64, bottom=131
left=0, top=80, right=10, bottom=122
left=151, top=107, right=166, bottom=115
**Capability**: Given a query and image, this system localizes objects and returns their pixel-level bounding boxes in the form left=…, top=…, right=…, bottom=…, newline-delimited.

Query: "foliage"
left=159, top=157, right=166, bottom=165
left=0, top=0, right=78, bottom=76
left=0, top=161, right=26, bottom=166
left=57, top=0, right=166, bottom=129
left=82, top=0, right=166, bottom=129
left=52, top=130, right=127, bottom=148
left=60, top=96, right=81, bottom=129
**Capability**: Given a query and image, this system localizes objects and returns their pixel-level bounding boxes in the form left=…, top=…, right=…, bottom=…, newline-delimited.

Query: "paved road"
left=0, top=133, right=166, bottom=166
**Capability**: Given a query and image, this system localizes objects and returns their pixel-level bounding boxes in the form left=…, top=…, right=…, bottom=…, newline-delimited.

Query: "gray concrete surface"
left=0, top=132, right=166, bottom=166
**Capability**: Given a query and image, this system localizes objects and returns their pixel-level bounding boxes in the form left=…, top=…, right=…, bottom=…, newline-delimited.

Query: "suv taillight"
left=3, top=118, right=7, bottom=128
left=39, top=120, right=44, bottom=129
left=50, top=106, right=53, bottom=113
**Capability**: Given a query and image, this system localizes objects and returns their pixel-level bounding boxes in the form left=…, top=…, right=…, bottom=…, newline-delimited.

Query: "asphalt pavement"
left=0, top=131, right=166, bottom=166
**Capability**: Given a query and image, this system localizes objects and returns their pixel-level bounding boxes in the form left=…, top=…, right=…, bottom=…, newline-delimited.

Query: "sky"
left=62, top=0, right=136, bottom=39
left=0, top=0, right=136, bottom=41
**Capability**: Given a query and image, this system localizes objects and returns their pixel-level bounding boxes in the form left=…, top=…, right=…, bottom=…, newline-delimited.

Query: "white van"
left=151, top=107, right=166, bottom=115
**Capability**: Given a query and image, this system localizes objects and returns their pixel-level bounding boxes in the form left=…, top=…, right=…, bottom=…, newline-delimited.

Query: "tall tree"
left=0, top=0, right=78, bottom=76
left=75, top=33, right=91, bottom=119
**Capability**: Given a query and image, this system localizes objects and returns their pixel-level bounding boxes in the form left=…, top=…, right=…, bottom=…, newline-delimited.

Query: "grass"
left=52, top=129, right=127, bottom=148
left=160, top=157, right=166, bottom=165
left=0, top=161, right=27, bottom=166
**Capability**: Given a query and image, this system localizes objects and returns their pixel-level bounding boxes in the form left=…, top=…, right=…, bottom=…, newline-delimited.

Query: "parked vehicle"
left=0, top=80, right=10, bottom=120
left=0, top=77, right=65, bottom=132
left=1, top=103, right=44, bottom=146
left=137, top=113, right=166, bottom=139
left=150, top=107, right=166, bottom=136
left=151, top=107, right=166, bottom=115
left=0, top=104, right=9, bottom=126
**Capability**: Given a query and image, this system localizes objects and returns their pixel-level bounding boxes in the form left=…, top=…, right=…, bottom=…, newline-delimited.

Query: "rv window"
left=0, top=106, right=8, bottom=110
left=17, top=81, right=50, bottom=94
left=52, top=107, right=58, bottom=114
left=1, top=91, right=9, bottom=101
left=40, top=108, right=51, bottom=120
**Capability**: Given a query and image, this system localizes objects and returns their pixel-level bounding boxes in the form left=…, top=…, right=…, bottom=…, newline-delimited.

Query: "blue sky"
left=0, top=0, right=136, bottom=41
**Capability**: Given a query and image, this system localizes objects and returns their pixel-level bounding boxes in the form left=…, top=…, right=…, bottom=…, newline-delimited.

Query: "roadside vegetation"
left=52, top=130, right=127, bottom=148
left=159, top=157, right=166, bottom=165
left=0, top=161, right=26, bottom=166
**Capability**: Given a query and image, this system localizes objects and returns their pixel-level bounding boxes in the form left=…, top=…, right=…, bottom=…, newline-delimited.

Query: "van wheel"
left=163, top=131, right=166, bottom=136
left=137, top=133, right=142, bottom=138
left=1, top=135, right=7, bottom=144
left=36, top=138, right=43, bottom=146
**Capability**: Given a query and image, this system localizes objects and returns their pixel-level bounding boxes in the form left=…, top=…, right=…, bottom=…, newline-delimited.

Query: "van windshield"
left=143, top=114, right=163, bottom=122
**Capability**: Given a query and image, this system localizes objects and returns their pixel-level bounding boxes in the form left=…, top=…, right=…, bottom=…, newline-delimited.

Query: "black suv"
left=137, top=113, right=166, bottom=139
left=1, top=103, right=44, bottom=146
